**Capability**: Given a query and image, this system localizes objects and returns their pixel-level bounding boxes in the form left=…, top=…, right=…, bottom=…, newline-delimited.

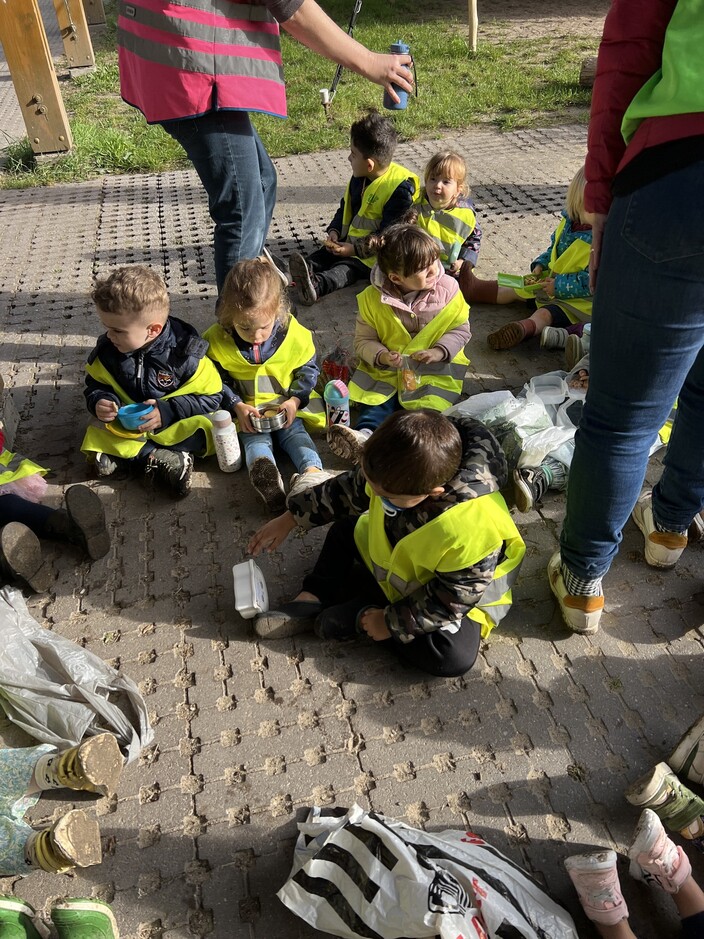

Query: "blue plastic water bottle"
left=324, top=380, right=350, bottom=427
left=383, top=41, right=411, bottom=111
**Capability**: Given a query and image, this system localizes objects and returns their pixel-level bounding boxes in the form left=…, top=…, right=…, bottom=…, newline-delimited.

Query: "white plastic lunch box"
left=233, top=559, right=269, bottom=618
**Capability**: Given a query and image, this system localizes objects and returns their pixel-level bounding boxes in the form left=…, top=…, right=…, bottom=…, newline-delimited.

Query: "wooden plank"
left=82, top=0, right=107, bottom=26
left=0, top=0, right=72, bottom=154
left=53, top=0, right=95, bottom=68
left=468, top=0, right=478, bottom=52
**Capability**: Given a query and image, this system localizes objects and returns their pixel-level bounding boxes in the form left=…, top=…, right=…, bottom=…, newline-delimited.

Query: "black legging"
left=0, top=494, right=53, bottom=536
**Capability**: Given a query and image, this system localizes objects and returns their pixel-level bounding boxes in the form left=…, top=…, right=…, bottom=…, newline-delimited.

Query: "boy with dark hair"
left=82, top=265, right=223, bottom=497
left=248, top=410, right=525, bottom=678
left=289, top=110, right=420, bottom=305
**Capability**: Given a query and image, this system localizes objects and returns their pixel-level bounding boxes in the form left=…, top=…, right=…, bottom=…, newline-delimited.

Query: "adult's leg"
left=561, top=160, right=704, bottom=583
left=160, top=111, right=277, bottom=291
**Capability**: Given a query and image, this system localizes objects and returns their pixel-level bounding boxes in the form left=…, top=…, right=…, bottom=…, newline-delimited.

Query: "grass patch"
left=1, top=0, right=596, bottom=188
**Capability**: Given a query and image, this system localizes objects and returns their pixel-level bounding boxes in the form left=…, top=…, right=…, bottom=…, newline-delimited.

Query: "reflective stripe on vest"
left=417, top=201, right=476, bottom=263
left=80, top=355, right=221, bottom=458
left=0, top=449, right=49, bottom=487
left=340, top=163, right=420, bottom=268
left=354, top=488, right=526, bottom=638
left=348, top=285, right=470, bottom=409
left=204, top=318, right=325, bottom=430
left=117, top=0, right=286, bottom=123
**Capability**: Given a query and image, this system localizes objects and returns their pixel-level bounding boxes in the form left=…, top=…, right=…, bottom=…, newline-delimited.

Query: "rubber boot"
left=458, top=266, right=499, bottom=303
left=0, top=523, right=50, bottom=592
left=51, top=899, right=119, bottom=939
left=24, top=810, right=102, bottom=873
left=45, top=485, right=110, bottom=560
left=34, top=734, right=123, bottom=797
left=0, top=897, right=47, bottom=939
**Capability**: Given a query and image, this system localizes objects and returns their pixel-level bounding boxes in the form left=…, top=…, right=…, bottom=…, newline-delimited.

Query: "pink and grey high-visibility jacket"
left=117, top=0, right=287, bottom=124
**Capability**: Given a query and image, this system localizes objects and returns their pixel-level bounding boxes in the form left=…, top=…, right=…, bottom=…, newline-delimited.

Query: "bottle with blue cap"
left=324, top=380, right=350, bottom=427
left=383, top=40, right=412, bottom=111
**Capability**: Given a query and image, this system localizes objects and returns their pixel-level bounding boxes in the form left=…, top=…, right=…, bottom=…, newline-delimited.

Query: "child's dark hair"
left=365, top=223, right=440, bottom=278
left=92, top=265, right=169, bottom=320
left=361, top=410, right=462, bottom=495
left=350, top=110, right=398, bottom=166
left=217, top=257, right=291, bottom=331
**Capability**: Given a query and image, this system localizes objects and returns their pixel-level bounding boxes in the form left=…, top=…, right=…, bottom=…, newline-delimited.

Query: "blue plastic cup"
left=117, top=403, right=153, bottom=430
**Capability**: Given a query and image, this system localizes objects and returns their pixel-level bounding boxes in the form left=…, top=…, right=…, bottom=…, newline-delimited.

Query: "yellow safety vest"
left=416, top=199, right=476, bottom=265
left=81, top=356, right=221, bottom=459
left=0, top=449, right=49, bottom=487
left=204, top=318, right=325, bottom=430
left=355, top=488, right=526, bottom=638
left=341, top=163, right=420, bottom=268
left=348, top=286, right=470, bottom=411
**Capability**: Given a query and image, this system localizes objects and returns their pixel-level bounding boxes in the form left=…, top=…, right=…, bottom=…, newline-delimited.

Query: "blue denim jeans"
left=356, top=394, right=402, bottom=432
left=160, top=110, right=277, bottom=292
left=560, top=159, right=704, bottom=581
left=240, top=419, right=322, bottom=474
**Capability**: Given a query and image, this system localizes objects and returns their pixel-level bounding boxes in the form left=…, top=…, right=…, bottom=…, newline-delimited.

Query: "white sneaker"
left=564, top=850, right=628, bottom=926
left=631, top=490, right=687, bottom=569
left=261, top=247, right=290, bottom=286
left=670, top=715, right=704, bottom=786
left=628, top=808, right=691, bottom=895
left=540, top=326, right=568, bottom=350
left=288, top=469, right=338, bottom=501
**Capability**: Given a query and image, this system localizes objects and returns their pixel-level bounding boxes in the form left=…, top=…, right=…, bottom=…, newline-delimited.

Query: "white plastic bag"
left=278, top=804, right=578, bottom=939
left=0, top=587, right=153, bottom=763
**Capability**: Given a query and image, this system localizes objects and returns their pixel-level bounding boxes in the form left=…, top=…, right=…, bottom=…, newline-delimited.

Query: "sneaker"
left=631, top=490, right=687, bottom=569
left=288, top=469, right=337, bottom=501
left=261, top=247, right=290, bottom=287
left=540, top=326, right=569, bottom=350
left=625, top=761, right=704, bottom=840
left=289, top=251, right=318, bottom=306
left=145, top=449, right=193, bottom=497
left=327, top=424, right=369, bottom=463
left=254, top=600, right=322, bottom=639
left=565, top=334, right=586, bottom=370
left=51, top=898, right=118, bottom=939
left=513, top=466, right=550, bottom=512
left=670, top=715, right=704, bottom=786
left=0, top=896, right=46, bottom=939
left=0, top=522, right=50, bottom=592
left=547, top=551, right=603, bottom=634
left=94, top=451, right=118, bottom=477
left=249, top=457, right=286, bottom=514
left=628, top=808, right=692, bottom=894
left=564, top=850, right=628, bottom=926
left=688, top=509, right=704, bottom=543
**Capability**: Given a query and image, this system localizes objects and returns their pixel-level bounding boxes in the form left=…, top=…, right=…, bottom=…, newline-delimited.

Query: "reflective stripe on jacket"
left=416, top=200, right=476, bottom=265
left=204, top=318, right=325, bottom=429
left=81, top=356, right=221, bottom=458
left=0, top=449, right=49, bottom=487
left=348, top=285, right=470, bottom=410
left=340, top=163, right=420, bottom=268
left=117, top=0, right=286, bottom=124
left=354, top=488, right=526, bottom=638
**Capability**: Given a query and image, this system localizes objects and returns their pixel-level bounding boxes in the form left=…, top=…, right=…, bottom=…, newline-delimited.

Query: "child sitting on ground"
left=328, top=224, right=471, bottom=463
left=463, top=166, right=594, bottom=351
left=204, top=258, right=328, bottom=514
left=289, top=111, right=419, bottom=306
left=411, top=150, right=482, bottom=277
left=82, top=266, right=223, bottom=497
left=248, top=410, right=525, bottom=679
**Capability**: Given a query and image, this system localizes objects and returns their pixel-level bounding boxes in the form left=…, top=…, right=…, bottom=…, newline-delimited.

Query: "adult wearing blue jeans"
left=117, top=0, right=413, bottom=293
left=548, top=0, right=704, bottom=634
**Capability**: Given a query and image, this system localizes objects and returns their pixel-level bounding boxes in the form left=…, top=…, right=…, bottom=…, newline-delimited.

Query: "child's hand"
left=448, top=259, right=464, bottom=275
left=378, top=351, right=402, bottom=368
left=326, top=241, right=355, bottom=258
left=278, top=397, right=300, bottom=428
left=326, top=231, right=340, bottom=244
left=412, top=348, right=444, bottom=364
left=248, top=511, right=297, bottom=555
left=235, top=402, right=260, bottom=434
left=96, top=399, right=119, bottom=422
left=541, top=277, right=556, bottom=298
left=532, top=264, right=544, bottom=276
left=358, top=607, right=391, bottom=641
left=137, top=400, right=162, bottom=432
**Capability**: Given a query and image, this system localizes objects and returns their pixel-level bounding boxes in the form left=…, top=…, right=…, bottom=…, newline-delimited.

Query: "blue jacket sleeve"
left=380, top=178, right=417, bottom=230
left=289, top=353, right=319, bottom=409
left=459, top=215, right=483, bottom=267
left=554, top=269, right=592, bottom=299
left=84, top=374, right=120, bottom=418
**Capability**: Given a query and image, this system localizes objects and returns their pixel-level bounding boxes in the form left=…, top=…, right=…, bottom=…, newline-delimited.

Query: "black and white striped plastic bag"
left=278, top=804, right=578, bottom=939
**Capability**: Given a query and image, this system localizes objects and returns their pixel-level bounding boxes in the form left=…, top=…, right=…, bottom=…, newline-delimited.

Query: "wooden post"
left=468, top=0, right=478, bottom=53
left=0, top=0, right=72, bottom=154
left=53, top=0, right=95, bottom=69
left=579, top=56, right=598, bottom=88
left=82, top=0, right=107, bottom=26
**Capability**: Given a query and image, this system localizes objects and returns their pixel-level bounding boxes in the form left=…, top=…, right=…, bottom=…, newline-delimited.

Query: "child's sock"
left=487, top=318, right=536, bottom=351
left=543, top=456, right=568, bottom=492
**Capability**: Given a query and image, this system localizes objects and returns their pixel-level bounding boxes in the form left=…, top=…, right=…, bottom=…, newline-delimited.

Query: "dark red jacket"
left=586, top=0, right=704, bottom=214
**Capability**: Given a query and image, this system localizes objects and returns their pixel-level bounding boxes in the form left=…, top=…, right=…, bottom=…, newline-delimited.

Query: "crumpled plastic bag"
left=0, top=587, right=152, bottom=763
left=278, top=804, right=579, bottom=939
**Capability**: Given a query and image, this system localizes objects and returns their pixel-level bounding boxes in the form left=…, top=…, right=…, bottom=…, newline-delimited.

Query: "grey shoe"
left=513, top=466, right=550, bottom=513
left=145, top=449, right=194, bottom=497
left=249, top=458, right=286, bottom=514
left=327, top=425, right=368, bottom=463
left=565, top=334, right=586, bottom=371
left=289, top=251, right=318, bottom=306
left=288, top=469, right=338, bottom=501
left=540, top=326, right=569, bottom=350
left=0, top=523, right=49, bottom=592
left=254, top=600, right=322, bottom=639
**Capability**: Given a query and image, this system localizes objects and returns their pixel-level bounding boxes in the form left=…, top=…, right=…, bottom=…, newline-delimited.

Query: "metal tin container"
left=250, top=405, right=287, bottom=433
